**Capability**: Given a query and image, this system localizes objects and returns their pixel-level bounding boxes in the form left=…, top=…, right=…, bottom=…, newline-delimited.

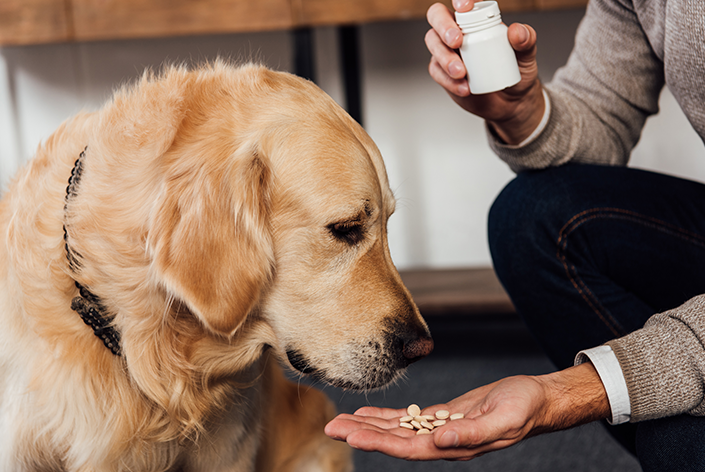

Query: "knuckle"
left=428, top=59, right=445, bottom=82
left=460, top=428, right=482, bottom=446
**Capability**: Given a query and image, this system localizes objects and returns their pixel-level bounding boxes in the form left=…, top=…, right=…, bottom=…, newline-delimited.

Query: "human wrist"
left=535, top=363, right=611, bottom=433
left=487, top=80, right=545, bottom=145
left=576, top=346, right=631, bottom=424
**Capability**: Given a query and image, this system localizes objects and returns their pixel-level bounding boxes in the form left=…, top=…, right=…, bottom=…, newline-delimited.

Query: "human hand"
left=324, top=363, right=610, bottom=461
left=425, top=1, right=544, bottom=144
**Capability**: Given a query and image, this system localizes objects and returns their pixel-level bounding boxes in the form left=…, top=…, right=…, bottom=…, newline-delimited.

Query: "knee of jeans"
left=488, top=172, right=559, bottom=276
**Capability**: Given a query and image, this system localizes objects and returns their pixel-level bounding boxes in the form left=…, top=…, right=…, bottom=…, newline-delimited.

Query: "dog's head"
left=253, top=74, right=434, bottom=390
left=71, top=63, right=432, bottom=392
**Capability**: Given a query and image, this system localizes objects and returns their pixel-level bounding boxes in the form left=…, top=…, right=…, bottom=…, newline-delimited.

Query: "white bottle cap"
left=455, top=1, right=501, bottom=30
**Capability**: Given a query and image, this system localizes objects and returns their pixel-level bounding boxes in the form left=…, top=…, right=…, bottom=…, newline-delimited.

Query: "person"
left=325, top=0, right=705, bottom=470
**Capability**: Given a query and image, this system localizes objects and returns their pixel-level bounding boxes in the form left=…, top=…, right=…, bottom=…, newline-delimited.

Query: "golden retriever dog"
left=0, top=62, right=433, bottom=471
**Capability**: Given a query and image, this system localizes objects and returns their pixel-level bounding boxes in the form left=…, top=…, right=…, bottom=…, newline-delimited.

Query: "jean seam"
left=556, top=208, right=705, bottom=338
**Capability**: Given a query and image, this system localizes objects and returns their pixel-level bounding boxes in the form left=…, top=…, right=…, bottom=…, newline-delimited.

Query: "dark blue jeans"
left=488, top=164, right=705, bottom=472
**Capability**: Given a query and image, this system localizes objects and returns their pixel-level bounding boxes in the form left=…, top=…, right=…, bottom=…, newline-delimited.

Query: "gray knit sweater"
left=489, top=0, right=705, bottom=422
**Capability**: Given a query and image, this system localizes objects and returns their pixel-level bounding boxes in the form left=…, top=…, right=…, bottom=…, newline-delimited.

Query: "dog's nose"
left=402, top=335, right=434, bottom=365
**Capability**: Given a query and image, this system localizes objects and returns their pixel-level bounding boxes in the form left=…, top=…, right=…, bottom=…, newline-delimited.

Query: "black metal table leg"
left=293, top=27, right=315, bottom=83
left=338, top=25, right=363, bottom=126
left=292, top=25, right=364, bottom=127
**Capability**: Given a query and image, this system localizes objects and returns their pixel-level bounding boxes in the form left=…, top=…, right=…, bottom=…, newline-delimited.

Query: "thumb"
left=508, top=24, right=538, bottom=65
left=436, top=429, right=461, bottom=448
left=434, top=419, right=486, bottom=449
left=434, top=416, right=508, bottom=450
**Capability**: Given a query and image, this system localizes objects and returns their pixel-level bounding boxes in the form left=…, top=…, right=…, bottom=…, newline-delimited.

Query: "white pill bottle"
left=455, top=1, right=521, bottom=94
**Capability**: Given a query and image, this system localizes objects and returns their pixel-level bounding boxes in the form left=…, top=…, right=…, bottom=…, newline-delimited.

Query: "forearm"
left=534, top=362, right=611, bottom=434
left=607, top=294, right=705, bottom=421
left=488, top=0, right=663, bottom=171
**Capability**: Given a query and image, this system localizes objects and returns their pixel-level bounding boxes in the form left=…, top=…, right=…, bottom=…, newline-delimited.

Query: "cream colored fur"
left=0, top=62, right=432, bottom=471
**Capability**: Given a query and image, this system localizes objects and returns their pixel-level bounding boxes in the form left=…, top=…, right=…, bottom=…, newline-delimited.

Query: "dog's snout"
left=384, top=314, right=434, bottom=368
left=402, top=334, right=434, bottom=365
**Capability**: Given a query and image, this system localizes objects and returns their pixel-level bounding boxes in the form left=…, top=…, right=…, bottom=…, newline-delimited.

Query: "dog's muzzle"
left=286, top=316, right=433, bottom=391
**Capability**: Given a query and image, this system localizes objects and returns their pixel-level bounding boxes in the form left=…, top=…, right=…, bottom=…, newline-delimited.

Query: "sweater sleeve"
left=606, top=295, right=705, bottom=422
left=489, top=0, right=665, bottom=172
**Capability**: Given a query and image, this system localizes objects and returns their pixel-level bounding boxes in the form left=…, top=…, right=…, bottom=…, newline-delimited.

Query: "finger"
left=325, top=414, right=403, bottom=441
left=425, top=28, right=466, bottom=80
left=346, top=428, right=425, bottom=458
left=453, top=0, right=476, bottom=12
left=429, top=57, right=470, bottom=97
left=334, top=412, right=401, bottom=431
left=325, top=414, right=361, bottom=441
left=346, top=428, right=481, bottom=461
left=426, top=3, right=464, bottom=49
left=353, top=406, right=408, bottom=419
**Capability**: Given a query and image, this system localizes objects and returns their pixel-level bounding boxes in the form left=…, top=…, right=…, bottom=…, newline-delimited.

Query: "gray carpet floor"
left=306, top=315, right=642, bottom=472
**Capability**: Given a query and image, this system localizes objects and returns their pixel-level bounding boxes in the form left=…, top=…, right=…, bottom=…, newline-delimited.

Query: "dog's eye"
left=328, top=221, right=365, bottom=245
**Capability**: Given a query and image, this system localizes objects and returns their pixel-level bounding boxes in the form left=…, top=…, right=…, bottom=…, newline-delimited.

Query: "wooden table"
left=400, top=267, right=515, bottom=316
left=0, top=1, right=583, bottom=314
left=0, top=0, right=587, bottom=123
left=1, top=0, right=586, bottom=46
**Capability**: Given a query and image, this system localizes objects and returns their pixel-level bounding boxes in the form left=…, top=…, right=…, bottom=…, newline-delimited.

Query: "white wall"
left=1, top=7, right=703, bottom=270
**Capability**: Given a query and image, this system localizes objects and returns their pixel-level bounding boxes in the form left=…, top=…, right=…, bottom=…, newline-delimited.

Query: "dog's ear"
left=97, top=68, right=191, bottom=161
left=151, top=149, right=273, bottom=337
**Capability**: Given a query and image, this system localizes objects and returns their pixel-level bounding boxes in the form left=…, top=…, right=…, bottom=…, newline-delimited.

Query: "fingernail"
left=438, top=431, right=460, bottom=448
left=457, top=82, right=470, bottom=96
left=518, top=24, right=530, bottom=44
left=445, top=28, right=462, bottom=46
left=448, top=60, right=464, bottom=78
left=453, top=0, right=472, bottom=12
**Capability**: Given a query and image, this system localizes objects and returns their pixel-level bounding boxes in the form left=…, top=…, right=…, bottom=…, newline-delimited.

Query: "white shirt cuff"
left=503, top=88, right=551, bottom=149
left=575, top=345, right=631, bottom=425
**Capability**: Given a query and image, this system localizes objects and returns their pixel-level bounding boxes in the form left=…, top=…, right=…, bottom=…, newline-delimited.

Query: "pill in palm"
left=399, top=404, right=465, bottom=434
left=435, top=410, right=450, bottom=420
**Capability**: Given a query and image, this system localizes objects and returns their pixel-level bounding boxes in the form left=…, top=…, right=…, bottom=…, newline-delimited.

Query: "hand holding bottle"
left=425, top=0, right=545, bottom=145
